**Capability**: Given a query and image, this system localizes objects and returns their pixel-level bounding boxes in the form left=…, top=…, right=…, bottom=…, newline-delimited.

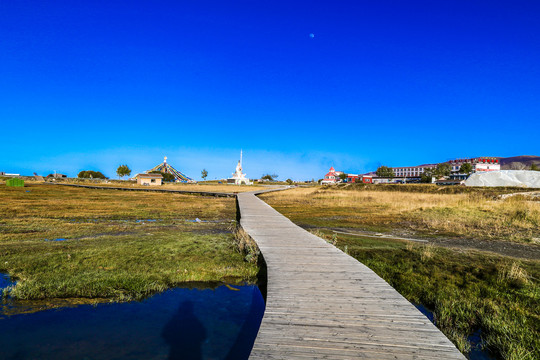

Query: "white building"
left=390, top=157, right=500, bottom=179
left=227, top=150, right=252, bottom=185
left=392, top=164, right=437, bottom=178
left=321, top=167, right=343, bottom=185
left=136, top=173, right=163, bottom=186
left=449, top=157, right=500, bottom=172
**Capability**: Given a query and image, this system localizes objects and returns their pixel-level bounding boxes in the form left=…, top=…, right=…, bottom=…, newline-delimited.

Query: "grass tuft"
left=498, top=262, right=530, bottom=288
left=230, top=223, right=260, bottom=264
left=420, top=243, right=436, bottom=262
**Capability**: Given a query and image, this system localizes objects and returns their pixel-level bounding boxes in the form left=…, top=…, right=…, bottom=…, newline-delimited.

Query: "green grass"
left=3, top=228, right=256, bottom=301
left=0, top=185, right=258, bottom=306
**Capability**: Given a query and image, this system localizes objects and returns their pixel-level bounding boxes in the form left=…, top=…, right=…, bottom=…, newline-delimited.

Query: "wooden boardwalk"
left=238, top=191, right=466, bottom=360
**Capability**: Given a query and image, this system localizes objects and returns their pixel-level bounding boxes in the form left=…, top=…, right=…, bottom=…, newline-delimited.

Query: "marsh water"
left=0, top=280, right=264, bottom=360
left=414, top=304, right=497, bottom=360
left=0, top=275, right=496, bottom=360
left=0, top=273, right=14, bottom=289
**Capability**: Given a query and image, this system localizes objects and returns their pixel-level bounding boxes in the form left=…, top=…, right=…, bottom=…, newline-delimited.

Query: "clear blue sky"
left=1, top=1, right=539, bottom=180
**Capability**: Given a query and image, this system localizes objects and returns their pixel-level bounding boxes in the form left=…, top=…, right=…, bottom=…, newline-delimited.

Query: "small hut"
left=136, top=173, right=163, bottom=186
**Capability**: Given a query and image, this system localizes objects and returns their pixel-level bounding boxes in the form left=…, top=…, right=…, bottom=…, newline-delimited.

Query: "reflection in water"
left=162, top=301, right=207, bottom=360
left=0, top=273, right=15, bottom=290
left=0, top=284, right=264, bottom=360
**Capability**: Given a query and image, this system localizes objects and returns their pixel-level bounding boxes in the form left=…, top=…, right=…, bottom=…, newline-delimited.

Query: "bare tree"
left=510, top=162, right=527, bottom=170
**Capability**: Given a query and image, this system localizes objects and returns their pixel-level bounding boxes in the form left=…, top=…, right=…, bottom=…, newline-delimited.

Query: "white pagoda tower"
left=227, top=150, right=252, bottom=185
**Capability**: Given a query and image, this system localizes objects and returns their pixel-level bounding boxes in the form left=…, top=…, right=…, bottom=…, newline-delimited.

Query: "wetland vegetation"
left=261, top=185, right=540, bottom=360
left=0, top=184, right=258, bottom=307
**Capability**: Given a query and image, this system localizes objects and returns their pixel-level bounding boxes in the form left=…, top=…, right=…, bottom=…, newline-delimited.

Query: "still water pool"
left=414, top=304, right=497, bottom=360
left=0, top=284, right=264, bottom=360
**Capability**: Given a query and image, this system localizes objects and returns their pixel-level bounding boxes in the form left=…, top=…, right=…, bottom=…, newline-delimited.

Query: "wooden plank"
left=238, top=191, right=466, bottom=360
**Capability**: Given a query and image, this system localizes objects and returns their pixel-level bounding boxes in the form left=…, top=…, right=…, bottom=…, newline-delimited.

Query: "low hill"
left=498, top=155, right=540, bottom=170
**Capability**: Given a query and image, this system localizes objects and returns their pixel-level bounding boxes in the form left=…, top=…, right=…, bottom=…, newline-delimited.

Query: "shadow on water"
left=225, top=288, right=265, bottom=360
left=414, top=304, right=497, bottom=360
left=0, top=283, right=265, bottom=360
left=162, top=301, right=206, bottom=360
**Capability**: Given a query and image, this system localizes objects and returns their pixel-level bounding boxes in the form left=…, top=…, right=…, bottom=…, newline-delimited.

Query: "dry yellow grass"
left=66, top=180, right=267, bottom=193
left=0, top=184, right=234, bottom=223
left=261, top=187, right=540, bottom=243
left=0, top=177, right=268, bottom=193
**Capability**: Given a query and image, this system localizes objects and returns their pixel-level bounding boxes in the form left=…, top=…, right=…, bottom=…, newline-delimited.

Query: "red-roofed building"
left=346, top=174, right=359, bottom=183
left=449, top=157, right=500, bottom=172
left=321, top=167, right=373, bottom=184
left=321, top=166, right=343, bottom=185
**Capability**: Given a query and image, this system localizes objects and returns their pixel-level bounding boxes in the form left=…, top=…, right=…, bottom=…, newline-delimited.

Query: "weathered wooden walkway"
left=238, top=191, right=466, bottom=360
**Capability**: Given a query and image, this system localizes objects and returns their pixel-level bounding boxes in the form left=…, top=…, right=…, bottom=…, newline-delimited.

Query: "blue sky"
left=1, top=1, right=539, bottom=180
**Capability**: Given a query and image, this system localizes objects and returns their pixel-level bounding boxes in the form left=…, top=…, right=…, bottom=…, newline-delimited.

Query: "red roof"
left=329, top=166, right=335, bottom=172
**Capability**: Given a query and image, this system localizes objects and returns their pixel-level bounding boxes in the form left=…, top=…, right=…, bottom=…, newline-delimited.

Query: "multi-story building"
left=383, top=157, right=500, bottom=181
left=392, top=164, right=437, bottom=178
left=448, top=157, right=500, bottom=172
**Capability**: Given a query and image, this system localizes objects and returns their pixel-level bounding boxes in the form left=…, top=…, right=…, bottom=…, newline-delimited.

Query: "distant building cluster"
left=321, top=167, right=372, bottom=185
left=448, top=157, right=500, bottom=173
left=390, top=157, right=500, bottom=181
left=323, top=157, right=501, bottom=185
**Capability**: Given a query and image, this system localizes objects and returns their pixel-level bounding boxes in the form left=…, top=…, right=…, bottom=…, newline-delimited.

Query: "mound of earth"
left=465, top=170, right=540, bottom=188
left=499, top=155, right=540, bottom=170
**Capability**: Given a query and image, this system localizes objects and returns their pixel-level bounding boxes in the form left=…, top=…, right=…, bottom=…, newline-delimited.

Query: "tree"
left=459, top=163, right=473, bottom=174
left=376, top=166, right=394, bottom=178
left=149, top=171, right=175, bottom=182
left=531, top=163, right=540, bottom=171
left=261, top=174, right=278, bottom=181
left=286, top=178, right=294, bottom=185
left=433, top=163, right=451, bottom=178
left=201, top=169, right=208, bottom=180
left=420, top=168, right=434, bottom=183
left=116, top=165, right=131, bottom=179
left=78, top=170, right=107, bottom=179
left=338, top=173, right=348, bottom=182
left=510, top=162, right=527, bottom=170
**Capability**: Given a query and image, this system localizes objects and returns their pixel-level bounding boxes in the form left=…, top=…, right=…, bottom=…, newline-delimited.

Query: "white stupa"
left=227, top=150, right=252, bottom=185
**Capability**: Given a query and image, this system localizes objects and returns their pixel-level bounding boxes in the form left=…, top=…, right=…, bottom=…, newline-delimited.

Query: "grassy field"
left=261, top=184, right=540, bottom=243
left=261, top=185, right=540, bottom=360
left=34, top=178, right=269, bottom=193
left=0, top=184, right=258, bottom=307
